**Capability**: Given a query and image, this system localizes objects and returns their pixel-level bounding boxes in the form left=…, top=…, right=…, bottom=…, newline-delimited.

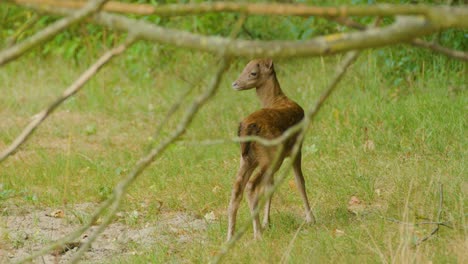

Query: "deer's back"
left=241, top=101, right=304, bottom=138
left=238, top=100, right=304, bottom=162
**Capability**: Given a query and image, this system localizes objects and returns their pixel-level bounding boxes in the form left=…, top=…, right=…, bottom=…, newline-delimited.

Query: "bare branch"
left=72, top=12, right=246, bottom=258
left=70, top=57, right=230, bottom=263
left=0, top=36, right=136, bottom=163
left=76, top=14, right=443, bottom=58
left=15, top=15, right=244, bottom=263
left=328, top=16, right=468, bottom=61
left=9, top=4, right=462, bottom=59
left=0, top=0, right=109, bottom=66
left=9, top=0, right=156, bottom=15
left=410, top=39, right=468, bottom=61
left=9, top=0, right=468, bottom=29
left=142, top=2, right=468, bottom=27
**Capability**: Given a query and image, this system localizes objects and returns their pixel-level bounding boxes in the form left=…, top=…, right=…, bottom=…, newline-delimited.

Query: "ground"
left=1, top=202, right=210, bottom=263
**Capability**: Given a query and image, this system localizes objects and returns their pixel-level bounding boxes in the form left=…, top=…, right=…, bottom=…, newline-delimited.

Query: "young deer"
left=227, top=58, right=315, bottom=241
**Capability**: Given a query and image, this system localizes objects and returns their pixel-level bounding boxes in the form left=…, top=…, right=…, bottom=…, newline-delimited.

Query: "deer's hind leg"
left=227, top=157, right=257, bottom=241
left=292, top=150, right=315, bottom=224
left=246, top=166, right=267, bottom=239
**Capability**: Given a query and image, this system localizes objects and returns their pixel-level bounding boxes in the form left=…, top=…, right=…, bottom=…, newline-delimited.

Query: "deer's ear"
left=264, top=58, right=274, bottom=70
left=263, top=58, right=274, bottom=73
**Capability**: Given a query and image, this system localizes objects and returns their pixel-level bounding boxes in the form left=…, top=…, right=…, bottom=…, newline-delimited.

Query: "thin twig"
left=381, top=216, right=452, bottom=229
left=0, top=0, right=109, bottom=66
left=65, top=56, right=231, bottom=264
left=151, top=16, right=247, bottom=142
left=0, top=36, right=136, bottom=163
left=328, top=16, right=468, bottom=61
left=410, top=39, right=468, bottom=61
left=66, top=14, right=249, bottom=263
left=13, top=38, right=136, bottom=264
left=5, top=13, right=40, bottom=46
left=415, top=184, right=444, bottom=246
left=152, top=85, right=195, bottom=141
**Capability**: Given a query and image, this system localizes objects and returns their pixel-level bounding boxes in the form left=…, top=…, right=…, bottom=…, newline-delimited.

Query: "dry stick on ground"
left=416, top=184, right=444, bottom=246
left=14, top=38, right=136, bottom=264
left=381, top=216, right=452, bottom=229
left=211, top=50, right=362, bottom=264
left=378, top=183, right=449, bottom=247
left=0, top=0, right=109, bottom=66
left=329, top=16, right=468, bottom=61
left=0, top=36, right=136, bottom=163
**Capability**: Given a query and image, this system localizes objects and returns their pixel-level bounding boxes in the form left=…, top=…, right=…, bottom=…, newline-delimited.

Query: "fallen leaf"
left=204, top=211, right=217, bottom=222
left=288, top=179, right=296, bottom=190
left=347, top=196, right=366, bottom=215
left=348, top=196, right=361, bottom=206
left=46, top=209, right=65, bottom=218
left=212, top=185, right=221, bottom=194
left=332, top=228, right=345, bottom=237
left=375, top=188, right=382, bottom=197
left=363, top=139, right=375, bottom=152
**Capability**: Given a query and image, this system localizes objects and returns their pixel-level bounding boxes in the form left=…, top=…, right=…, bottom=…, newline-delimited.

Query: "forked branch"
left=8, top=0, right=468, bottom=28
left=415, top=184, right=445, bottom=246
left=5, top=5, right=464, bottom=59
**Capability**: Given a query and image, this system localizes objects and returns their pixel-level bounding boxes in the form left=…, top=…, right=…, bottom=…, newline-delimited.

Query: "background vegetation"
left=0, top=0, right=466, bottom=263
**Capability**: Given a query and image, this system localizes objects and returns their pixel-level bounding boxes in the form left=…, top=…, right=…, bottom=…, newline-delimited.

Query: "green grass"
left=0, top=45, right=466, bottom=263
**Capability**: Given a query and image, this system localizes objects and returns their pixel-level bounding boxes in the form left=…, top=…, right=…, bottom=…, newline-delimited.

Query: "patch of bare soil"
left=1, top=203, right=208, bottom=263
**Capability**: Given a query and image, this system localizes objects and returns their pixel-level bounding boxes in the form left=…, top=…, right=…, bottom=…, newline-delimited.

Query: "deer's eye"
left=250, top=72, right=257, bottom=77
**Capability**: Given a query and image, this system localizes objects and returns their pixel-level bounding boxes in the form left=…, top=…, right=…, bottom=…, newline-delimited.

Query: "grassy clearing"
left=0, top=45, right=466, bottom=263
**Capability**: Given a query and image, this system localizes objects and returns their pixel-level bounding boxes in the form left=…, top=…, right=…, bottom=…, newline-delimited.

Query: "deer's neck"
left=256, top=75, right=287, bottom=108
